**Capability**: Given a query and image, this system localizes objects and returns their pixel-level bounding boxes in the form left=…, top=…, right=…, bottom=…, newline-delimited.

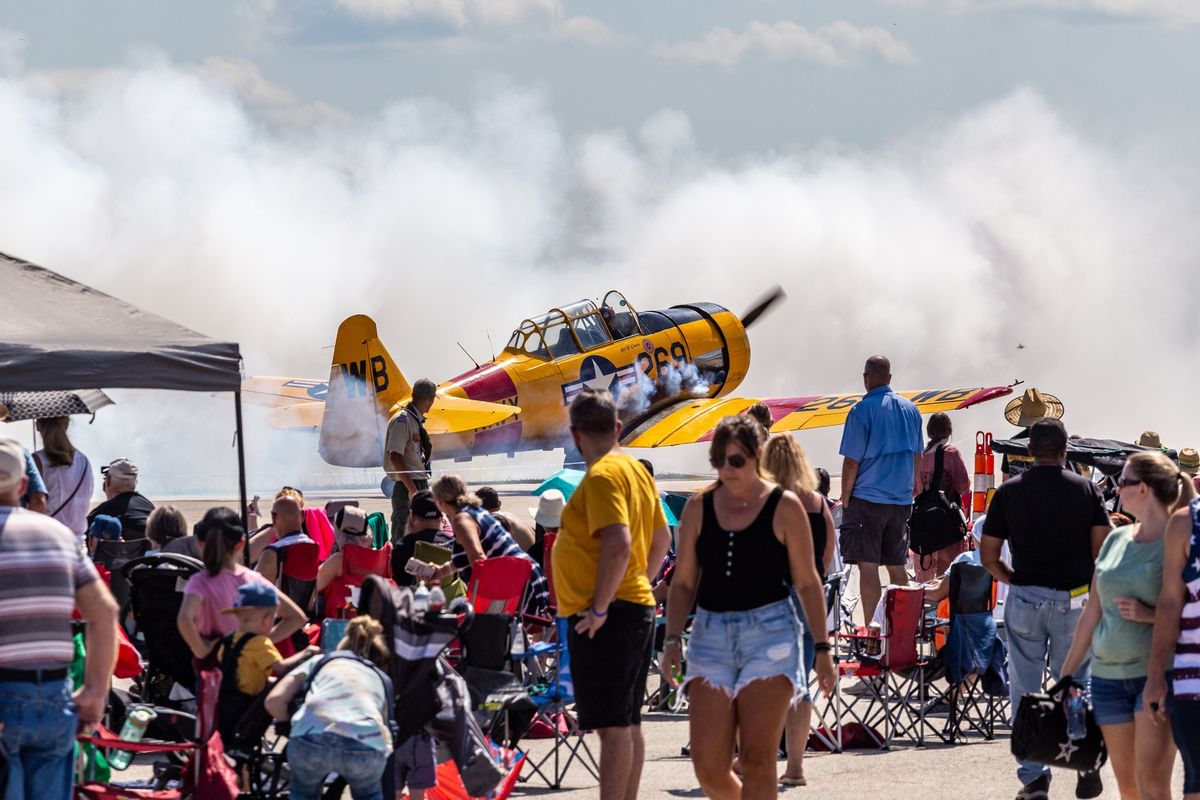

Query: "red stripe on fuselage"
left=443, top=362, right=523, bottom=456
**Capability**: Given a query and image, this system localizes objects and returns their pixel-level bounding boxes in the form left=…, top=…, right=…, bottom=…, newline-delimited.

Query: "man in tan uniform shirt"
left=385, top=379, right=436, bottom=541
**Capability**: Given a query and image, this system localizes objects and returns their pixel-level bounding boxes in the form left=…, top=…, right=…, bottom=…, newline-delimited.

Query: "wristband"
left=591, top=606, right=608, bottom=618
left=813, top=641, right=832, bottom=653
left=664, top=635, right=682, bottom=648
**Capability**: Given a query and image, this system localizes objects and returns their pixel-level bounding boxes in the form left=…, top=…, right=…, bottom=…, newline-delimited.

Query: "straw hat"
left=1180, top=448, right=1200, bottom=476
left=1004, top=388, right=1065, bottom=428
left=529, top=489, right=565, bottom=529
left=1138, top=430, right=1163, bottom=450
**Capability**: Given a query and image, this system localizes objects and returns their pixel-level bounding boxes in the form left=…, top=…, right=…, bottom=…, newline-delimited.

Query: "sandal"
left=780, top=776, right=807, bottom=786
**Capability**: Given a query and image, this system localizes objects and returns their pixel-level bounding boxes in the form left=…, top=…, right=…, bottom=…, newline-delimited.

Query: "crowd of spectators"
left=5, top=362, right=1200, bottom=800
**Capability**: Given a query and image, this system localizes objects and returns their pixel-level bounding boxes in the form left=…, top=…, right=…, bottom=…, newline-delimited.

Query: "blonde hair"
left=763, top=434, right=818, bottom=494
left=338, top=615, right=391, bottom=668
left=1126, top=451, right=1196, bottom=513
left=275, top=486, right=305, bottom=507
left=431, top=474, right=480, bottom=509
left=36, top=417, right=76, bottom=468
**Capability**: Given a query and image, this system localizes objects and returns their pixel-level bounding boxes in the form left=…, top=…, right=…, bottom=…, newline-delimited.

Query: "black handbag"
left=1011, top=678, right=1107, bottom=772
left=909, top=445, right=968, bottom=559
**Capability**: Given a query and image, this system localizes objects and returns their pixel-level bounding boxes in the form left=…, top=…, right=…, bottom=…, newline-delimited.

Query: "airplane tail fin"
left=319, top=315, right=410, bottom=468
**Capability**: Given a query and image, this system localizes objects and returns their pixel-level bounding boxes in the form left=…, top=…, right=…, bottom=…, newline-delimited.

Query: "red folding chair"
left=277, top=542, right=320, bottom=610
left=835, top=585, right=930, bottom=748
left=321, top=542, right=393, bottom=619
left=468, top=556, right=533, bottom=615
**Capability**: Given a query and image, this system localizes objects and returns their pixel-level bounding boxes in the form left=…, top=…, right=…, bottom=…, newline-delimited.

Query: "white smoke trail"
left=1, top=38, right=1198, bottom=494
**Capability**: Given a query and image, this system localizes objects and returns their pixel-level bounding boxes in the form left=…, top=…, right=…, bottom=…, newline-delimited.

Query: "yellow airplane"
left=243, top=289, right=1014, bottom=467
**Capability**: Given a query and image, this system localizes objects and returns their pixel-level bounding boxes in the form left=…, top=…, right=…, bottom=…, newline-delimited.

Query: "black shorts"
left=1171, top=695, right=1200, bottom=794
left=567, top=600, right=655, bottom=730
left=840, top=498, right=911, bottom=566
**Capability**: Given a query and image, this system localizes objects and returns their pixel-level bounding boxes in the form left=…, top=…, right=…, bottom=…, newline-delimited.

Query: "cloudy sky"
left=2, top=1, right=1198, bottom=490
left=7, top=0, right=1199, bottom=151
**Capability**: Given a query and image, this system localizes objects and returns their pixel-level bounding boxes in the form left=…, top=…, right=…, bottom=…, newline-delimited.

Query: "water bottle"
left=110, top=705, right=157, bottom=770
left=1066, top=688, right=1088, bottom=741
left=428, top=583, right=445, bottom=614
left=413, top=581, right=430, bottom=614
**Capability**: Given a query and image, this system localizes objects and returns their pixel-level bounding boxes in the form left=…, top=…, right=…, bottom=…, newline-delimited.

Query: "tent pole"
left=235, top=388, right=250, bottom=565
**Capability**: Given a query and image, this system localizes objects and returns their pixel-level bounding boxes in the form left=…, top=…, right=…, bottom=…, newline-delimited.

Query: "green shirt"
left=1091, top=525, right=1164, bottom=680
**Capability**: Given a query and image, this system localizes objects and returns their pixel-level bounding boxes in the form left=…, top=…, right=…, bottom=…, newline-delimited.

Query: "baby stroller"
left=358, top=576, right=525, bottom=800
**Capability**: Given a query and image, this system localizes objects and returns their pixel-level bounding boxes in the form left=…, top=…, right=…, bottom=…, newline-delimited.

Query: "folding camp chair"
left=928, top=561, right=1008, bottom=743
left=468, top=557, right=533, bottom=615
left=836, top=586, right=931, bottom=748
left=519, top=617, right=599, bottom=790
left=276, top=542, right=320, bottom=611
left=322, top=542, right=393, bottom=619
left=809, top=566, right=852, bottom=752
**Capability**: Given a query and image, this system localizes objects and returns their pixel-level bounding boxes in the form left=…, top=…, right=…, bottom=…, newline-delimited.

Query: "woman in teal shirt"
left=1063, top=451, right=1195, bottom=800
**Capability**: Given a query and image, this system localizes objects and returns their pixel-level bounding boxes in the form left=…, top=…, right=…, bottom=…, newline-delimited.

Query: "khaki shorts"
left=839, top=498, right=911, bottom=566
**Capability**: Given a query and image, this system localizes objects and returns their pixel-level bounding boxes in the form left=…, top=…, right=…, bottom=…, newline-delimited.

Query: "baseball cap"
left=411, top=490, right=441, bottom=520
left=102, top=458, right=139, bottom=481
left=90, top=515, right=123, bottom=541
left=0, top=439, right=25, bottom=493
left=222, top=581, right=279, bottom=613
left=338, top=506, right=369, bottom=536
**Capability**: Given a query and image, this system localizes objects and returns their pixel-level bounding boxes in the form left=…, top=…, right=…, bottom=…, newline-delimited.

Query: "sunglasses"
left=710, top=452, right=749, bottom=470
left=1116, top=476, right=1143, bottom=488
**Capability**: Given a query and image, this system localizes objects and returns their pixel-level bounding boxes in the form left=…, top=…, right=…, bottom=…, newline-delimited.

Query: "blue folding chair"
left=519, top=617, right=599, bottom=789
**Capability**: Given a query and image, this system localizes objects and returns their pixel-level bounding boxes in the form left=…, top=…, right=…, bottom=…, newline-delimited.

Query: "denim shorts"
left=1090, top=674, right=1146, bottom=725
left=796, top=602, right=816, bottom=703
left=684, top=597, right=804, bottom=702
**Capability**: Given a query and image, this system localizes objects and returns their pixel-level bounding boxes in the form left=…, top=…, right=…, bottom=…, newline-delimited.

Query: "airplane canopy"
left=504, top=292, right=642, bottom=359
left=0, top=252, right=242, bottom=392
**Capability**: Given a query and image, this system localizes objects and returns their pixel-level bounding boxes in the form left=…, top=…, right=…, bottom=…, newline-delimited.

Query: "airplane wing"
left=238, top=377, right=330, bottom=431
left=620, top=386, right=1013, bottom=448
left=242, top=376, right=519, bottom=435
left=421, top=394, right=521, bottom=435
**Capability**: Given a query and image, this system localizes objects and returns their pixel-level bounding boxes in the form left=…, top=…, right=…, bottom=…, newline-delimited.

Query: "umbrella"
left=533, top=467, right=680, bottom=526
left=0, top=389, right=114, bottom=422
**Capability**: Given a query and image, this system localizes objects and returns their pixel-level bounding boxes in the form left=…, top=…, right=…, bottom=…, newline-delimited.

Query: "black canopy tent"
left=0, top=251, right=249, bottom=528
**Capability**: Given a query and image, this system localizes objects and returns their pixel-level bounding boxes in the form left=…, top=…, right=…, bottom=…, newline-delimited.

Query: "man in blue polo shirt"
left=839, top=355, right=923, bottom=621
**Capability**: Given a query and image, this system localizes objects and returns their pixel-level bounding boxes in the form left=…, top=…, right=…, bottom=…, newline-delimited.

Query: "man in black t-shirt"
left=87, top=458, right=155, bottom=540
left=392, top=490, right=450, bottom=587
left=982, top=419, right=1110, bottom=800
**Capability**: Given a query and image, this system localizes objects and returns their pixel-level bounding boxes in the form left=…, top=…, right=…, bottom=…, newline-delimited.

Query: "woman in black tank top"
left=662, top=417, right=835, bottom=799
left=763, top=435, right=836, bottom=786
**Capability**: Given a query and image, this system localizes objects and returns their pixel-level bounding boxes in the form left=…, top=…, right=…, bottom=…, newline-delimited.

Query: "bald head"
left=863, top=355, right=891, bottom=391
left=271, top=496, right=304, bottom=535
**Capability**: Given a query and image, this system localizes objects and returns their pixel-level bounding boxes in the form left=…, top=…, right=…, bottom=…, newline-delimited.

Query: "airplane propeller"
left=741, top=286, right=787, bottom=329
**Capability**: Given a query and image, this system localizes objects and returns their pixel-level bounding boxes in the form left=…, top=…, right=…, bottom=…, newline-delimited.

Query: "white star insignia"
left=1192, top=557, right=1200, bottom=574
left=583, top=370, right=615, bottom=392
left=1055, top=740, right=1078, bottom=761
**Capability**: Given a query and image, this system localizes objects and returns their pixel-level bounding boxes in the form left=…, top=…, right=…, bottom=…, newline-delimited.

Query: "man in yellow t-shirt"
left=552, top=389, right=669, bottom=800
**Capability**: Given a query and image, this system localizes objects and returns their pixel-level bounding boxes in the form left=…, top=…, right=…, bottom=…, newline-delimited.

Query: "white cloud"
left=653, top=20, right=917, bottom=68
left=330, top=0, right=616, bottom=42
left=197, top=57, right=350, bottom=126
left=891, top=0, right=1200, bottom=25
left=3, top=47, right=1198, bottom=489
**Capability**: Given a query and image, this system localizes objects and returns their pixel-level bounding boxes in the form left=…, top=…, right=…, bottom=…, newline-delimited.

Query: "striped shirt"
left=452, top=504, right=550, bottom=615
left=1174, top=498, right=1200, bottom=700
left=0, top=506, right=99, bottom=669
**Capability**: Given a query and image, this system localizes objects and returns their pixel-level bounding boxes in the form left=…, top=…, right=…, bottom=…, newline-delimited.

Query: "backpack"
left=908, top=445, right=967, bottom=564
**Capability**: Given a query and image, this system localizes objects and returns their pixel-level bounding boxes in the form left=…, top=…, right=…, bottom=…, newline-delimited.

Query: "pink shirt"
left=183, top=565, right=271, bottom=638
left=917, top=442, right=972, bottom=500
